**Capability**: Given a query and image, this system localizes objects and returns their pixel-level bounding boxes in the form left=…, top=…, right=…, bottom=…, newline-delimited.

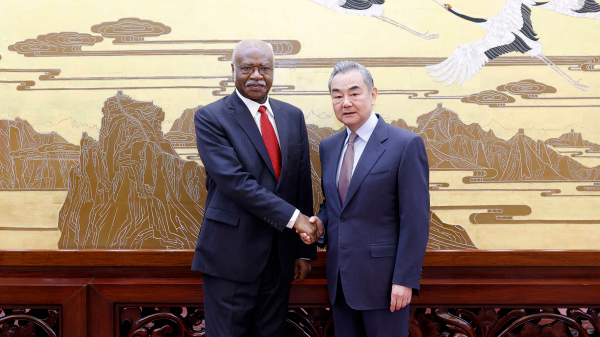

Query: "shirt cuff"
left=300, top=258, right=310, bottom=260
left=286, top=209, right=300, bottom=229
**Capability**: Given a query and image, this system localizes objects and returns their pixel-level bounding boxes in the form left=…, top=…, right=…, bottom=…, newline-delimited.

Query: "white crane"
left=427, top=0, right=588, bottom=91
left=309, top=0, right=439, bottom=40
left=534, top=0, right=600, bottom=19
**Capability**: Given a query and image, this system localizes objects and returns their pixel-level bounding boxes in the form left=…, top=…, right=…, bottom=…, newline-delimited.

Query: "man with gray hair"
left=304, top=61, right=430, bottom=336
left=192, top=39, right=321, bottom=336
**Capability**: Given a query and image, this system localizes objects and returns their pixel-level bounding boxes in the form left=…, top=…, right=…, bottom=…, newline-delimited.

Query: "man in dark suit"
left=303, top=61, right=430, bottom=336
left=192, top=39, right=320, bottom=336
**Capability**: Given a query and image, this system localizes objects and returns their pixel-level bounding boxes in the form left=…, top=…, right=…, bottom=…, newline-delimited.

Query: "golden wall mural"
left=0, top=0, right=599, bottom=250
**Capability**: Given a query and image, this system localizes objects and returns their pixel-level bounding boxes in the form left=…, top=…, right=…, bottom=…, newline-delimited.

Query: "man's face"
left=232, top=46, right=273, bottom=102
left=330, top=70, right=377, bottom=132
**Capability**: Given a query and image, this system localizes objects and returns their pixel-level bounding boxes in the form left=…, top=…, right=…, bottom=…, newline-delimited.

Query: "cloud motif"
left=461, top=90, right=516, bottom=107
left=579, top=57, right=600, bottom=72
left=91, top=18, right=171, bottom=43
left=9, top=32, right=103, bottom=56
left=39, top=32, right=103, bottom=49
left=497, top=79, right=557, bottom=98
left=9, top=39, right=61, bottom=56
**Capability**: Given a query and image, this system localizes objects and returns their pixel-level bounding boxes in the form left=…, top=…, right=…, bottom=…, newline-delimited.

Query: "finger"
left=399, top=296, right=406, bottom=309
left=390, top=295, right=397, bottom=312
left=298, top=268, right=307, bottom=282
left=401, top=295, right=410, bottom=308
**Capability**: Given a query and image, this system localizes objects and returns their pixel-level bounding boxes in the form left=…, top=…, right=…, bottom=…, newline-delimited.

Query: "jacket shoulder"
left=320, top=129, right=344, bottom=148
left=386, top=123, right=422, bottom=144
left=195, top=96, right=229, bottom=117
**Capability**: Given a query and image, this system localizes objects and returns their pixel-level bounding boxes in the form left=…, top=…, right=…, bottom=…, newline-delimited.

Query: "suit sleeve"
left=316, top=141, right=329, bottom=248
left=393, top=135, right=430, bottom=291
left=295, top=113, right=318, bottom=259
left=195, top=107, right=296, bottom=232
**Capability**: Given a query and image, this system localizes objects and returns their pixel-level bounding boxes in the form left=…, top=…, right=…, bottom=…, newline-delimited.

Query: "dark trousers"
left=203, top=237, right=291, bottom=337
left=332, top=273, right=410, bottom=337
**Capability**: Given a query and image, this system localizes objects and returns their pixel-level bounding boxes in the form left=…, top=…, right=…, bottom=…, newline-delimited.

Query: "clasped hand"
left=294, top=214, right=324, bottom=245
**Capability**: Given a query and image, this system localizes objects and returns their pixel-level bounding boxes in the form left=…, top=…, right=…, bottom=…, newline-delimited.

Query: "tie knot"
left=258, top=106, right=267, bottom=114
left=348, top=132, right=358, bottom=144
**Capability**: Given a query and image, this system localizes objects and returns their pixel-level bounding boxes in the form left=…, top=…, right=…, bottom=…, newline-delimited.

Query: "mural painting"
left=0, top=0, right=599, bottom=249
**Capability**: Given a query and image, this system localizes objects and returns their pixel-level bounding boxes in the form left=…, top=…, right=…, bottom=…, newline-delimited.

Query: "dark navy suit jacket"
left=317, top=115, right=430, bottom=310
left=192, top=93, right=316, bottom=284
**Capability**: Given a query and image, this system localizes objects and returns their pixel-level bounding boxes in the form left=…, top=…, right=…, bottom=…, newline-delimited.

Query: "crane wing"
left=575, top=0, right=600, bottom=13
left=494, top=0, right=542, bottom=47
left=491, top=0, right=538, bottom=40
left=494, top=0, right=536, bottom=23
left=426, top=32, right=531, bottom=86
left=341, top=0, right=375, bottom=10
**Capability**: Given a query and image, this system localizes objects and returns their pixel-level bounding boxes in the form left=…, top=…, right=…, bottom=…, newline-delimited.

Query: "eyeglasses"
left=235, top=65, right=274, bottom=75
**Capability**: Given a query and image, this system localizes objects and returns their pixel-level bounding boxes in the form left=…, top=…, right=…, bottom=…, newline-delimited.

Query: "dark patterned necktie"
left=338, top=132, right=358, bottom=204
left=258, top=105, right=281, bottom=180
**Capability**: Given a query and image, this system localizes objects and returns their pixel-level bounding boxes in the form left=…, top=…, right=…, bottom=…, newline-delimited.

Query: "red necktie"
left=259, top=105, right=281, bottom=180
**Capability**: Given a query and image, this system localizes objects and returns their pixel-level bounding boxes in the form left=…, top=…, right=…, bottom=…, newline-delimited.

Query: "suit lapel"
left=327, top=129, right=347, bottom=211
left=342, top=116, right=389, bottom=210
left=271, top=99, right=288, bottom=190
left=228, top=94, right=276, bottom=179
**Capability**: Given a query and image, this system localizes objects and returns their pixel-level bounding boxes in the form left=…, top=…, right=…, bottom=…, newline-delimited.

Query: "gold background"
left=1, top=0, right=599, bottom=249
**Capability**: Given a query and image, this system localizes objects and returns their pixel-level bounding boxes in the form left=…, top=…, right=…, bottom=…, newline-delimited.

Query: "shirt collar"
left=235, top=89, right=274, bottom=118
left=345, top=111, right=378, bottom=144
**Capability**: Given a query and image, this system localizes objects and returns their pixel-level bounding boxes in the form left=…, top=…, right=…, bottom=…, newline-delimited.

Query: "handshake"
left=293, top=214, right=324, bottom=245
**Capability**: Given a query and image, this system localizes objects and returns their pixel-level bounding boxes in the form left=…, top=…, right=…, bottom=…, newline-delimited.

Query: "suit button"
left=264, top=217, right=267, bottom=220
left=340, top=217, right=346, bottom=222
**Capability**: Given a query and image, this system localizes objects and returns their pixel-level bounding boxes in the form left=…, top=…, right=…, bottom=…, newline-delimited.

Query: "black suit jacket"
left=192, top=93, right=316, bottom=283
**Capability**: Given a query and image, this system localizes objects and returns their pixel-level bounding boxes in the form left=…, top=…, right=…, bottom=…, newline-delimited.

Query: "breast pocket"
left=364, top=167, right=391, bottom=181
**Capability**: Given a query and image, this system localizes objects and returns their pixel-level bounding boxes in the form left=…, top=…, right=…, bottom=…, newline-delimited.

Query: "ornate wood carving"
left=285, top=308, right=334, bottom=337
left=409, top=308, right=598, bottom=337
left=291, top=307, right=600, bottom=337
left=0, top=309, right=59, bottom=337
left=120, top=307, right=205, bottom=337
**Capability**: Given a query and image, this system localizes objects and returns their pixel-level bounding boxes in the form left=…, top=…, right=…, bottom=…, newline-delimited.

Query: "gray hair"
left=328, top=61, right=375, bottom=92
left=231, top=39, right=275, bottom=65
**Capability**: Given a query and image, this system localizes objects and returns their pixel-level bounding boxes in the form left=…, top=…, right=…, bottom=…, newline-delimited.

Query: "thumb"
left=309, top=216, right=316, bottom=223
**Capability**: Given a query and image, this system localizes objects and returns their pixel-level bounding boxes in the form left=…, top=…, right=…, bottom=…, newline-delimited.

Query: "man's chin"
left=341, top=116, right=359, bottom=128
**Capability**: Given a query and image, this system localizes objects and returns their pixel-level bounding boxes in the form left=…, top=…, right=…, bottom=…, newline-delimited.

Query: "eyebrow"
left=238, top=62, right=271, bottom=66
left=331, top=88, right=340, bottom=92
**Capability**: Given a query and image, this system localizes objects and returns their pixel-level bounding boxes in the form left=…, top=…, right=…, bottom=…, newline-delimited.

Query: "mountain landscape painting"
left=0, top=0, right=599, bottom=249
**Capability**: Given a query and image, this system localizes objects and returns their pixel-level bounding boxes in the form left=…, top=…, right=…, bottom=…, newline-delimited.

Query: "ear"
left=371, top=87, right=378, bottom=104
left=231, top=63, right=235, bottom=76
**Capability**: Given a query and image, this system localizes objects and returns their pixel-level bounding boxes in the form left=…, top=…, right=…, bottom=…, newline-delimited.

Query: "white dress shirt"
left=336, top=111, right=378, bottom=186
left=235, top=90, right=300, bottom=229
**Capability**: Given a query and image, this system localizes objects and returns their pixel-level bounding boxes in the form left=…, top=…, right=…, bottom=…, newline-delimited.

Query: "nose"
left=250, top=68, right=263, bottom=80
left=343, top=96, right=352, bottom=108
